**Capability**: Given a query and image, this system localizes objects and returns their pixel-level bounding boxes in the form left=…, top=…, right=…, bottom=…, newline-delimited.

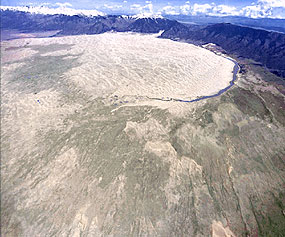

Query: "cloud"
left=191, top=3, right=238, bottom=16
left=145, top=1, right=154, bottom=14
left=0, top=4, right=105, bottom=16
left=161, top=5, right=179, bottom=15
left=212, top=5, right=238, bottom=16
left=259, top=0, right=285, bottom=8
left=159, top=1, right=284, bottom=18
left=130, top=1, right=164, bottom=18
left=131, top=1, right=153, bottom=14
left=130, top=4, right=142, bottom=11
left=103, top=4, right=123, bottom=10
left=241, top=0, right=285, bottom=18
left=2, top=0, right=285, bottom=19
left=159, top=2, right=238, bottom=17
left=180, top=2, right=191, bottom=15
left=192, top=3, right=212, bottom=15
left=55, top=2, right=72, bottom=8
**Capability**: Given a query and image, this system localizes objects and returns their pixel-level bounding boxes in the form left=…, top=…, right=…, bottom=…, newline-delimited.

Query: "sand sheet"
left=2, top=32, right=234, bottom=102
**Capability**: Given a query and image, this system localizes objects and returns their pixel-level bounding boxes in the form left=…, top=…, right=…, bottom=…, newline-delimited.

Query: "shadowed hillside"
left=161, top=23, right=285, bottom=78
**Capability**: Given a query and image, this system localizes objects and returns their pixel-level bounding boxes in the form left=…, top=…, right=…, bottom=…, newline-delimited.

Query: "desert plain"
left=1, top=32, right=285, bottom=236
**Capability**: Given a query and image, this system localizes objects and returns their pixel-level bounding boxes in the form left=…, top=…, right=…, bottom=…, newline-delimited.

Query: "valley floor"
left=1, top=33, right=285, bottom=236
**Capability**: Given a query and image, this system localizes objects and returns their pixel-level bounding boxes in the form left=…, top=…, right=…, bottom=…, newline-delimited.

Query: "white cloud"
left=180, top=3, right=191, bottom=15
left=161, top=2, right=237, bottom=16
left=130, top=4, right=141, bottom=8
left=103, top=4, right=123, bottom=10
left=258, top=0, right=285, bottom=8
left=161, top=5, right=179, bottom=15
left=212, top=5, right=239, bottom=16
left=158, top=2, right=237, bottom=16
left=241, top=5, right=266, bottom=18
left=130, top=1, right=164, bottom=18
left=55, top=2, right=72, bottom=8
left=161, top=2, right=238, bottom=16
left=2, top=0, right=285, bottom=19
left=0, top=5, right=105, bottom=16
left=241, top=0, right=285, bottom=18
left=130, top=4, right=142, bottom=11
left=131, top=1, right=153, bottom=14
left=192, top=3, right=212, bottom=15
left=159, top=1, right=284, bottom=18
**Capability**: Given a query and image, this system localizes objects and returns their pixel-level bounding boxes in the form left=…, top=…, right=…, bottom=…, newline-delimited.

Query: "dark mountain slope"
left=0, top=10, right=183, bottom=35
left=165, top=15, right=285, bottom=34
left=161, top=23, right=285, bottom=78
left=0, top=10, right=135, bottom=34
left=127, top=18, right=180, bottom=33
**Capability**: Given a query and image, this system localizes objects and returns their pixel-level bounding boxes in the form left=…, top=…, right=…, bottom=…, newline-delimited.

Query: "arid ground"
left=1, top=33, right=285, bottom=236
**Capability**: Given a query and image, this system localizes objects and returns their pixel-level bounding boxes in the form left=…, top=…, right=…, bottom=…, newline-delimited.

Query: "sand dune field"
left=1, top=32, right=235, bottom=103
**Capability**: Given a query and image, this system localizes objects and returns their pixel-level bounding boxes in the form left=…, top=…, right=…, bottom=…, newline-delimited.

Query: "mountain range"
left=1, top=9, right=285, bottom=78
left=165, top=15, right=285, bottom=34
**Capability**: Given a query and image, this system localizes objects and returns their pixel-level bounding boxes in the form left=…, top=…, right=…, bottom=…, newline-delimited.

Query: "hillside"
left=161, top=23, right=285, bottom=78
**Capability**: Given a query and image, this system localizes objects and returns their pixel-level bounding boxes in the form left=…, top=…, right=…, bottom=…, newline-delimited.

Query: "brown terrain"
left=1, top=33, right=285, bottom=236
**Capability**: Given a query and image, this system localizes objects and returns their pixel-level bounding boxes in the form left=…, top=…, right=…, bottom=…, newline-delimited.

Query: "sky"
left=1, top=0, right=285, bottom=18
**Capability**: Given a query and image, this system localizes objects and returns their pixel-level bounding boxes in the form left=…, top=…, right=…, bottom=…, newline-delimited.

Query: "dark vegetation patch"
left=10, top=54, right=80, bottom=93
left=221, top=87, right=272, bottom=121
left=6, top=44, right=81, bottom=94
left=249, top=192, right=285, bottom=236
left=258, top=91, right=285, bottom=126
left=269, top=151, right=285, bottom=172
left=195, top=110, right=214, bottom=128
left=29, top=43, right=73, bottom=54
left=248, top=63, right=285, bottom=86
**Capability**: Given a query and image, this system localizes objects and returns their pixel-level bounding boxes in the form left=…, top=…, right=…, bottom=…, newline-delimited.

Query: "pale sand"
left=66, top=32, right=235, bottom=100
left=2, top=32, right=235, bottom=102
